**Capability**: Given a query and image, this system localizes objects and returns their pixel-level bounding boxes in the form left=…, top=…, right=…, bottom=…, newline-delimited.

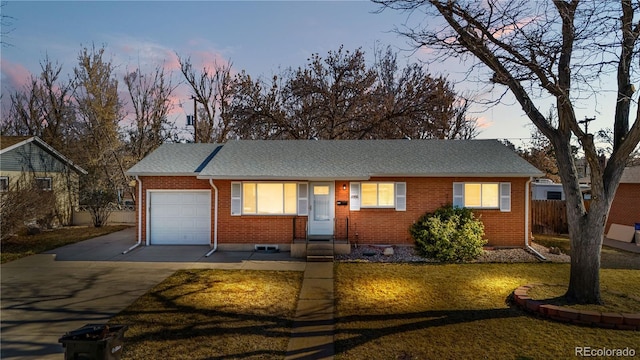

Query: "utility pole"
left=191, top=96, right=198, bottom=143
left=578, top=116, right=595, bottom=134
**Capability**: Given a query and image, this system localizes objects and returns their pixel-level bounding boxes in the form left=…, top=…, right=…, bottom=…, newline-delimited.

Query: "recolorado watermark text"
left=575, top=347, right=636, bottom=357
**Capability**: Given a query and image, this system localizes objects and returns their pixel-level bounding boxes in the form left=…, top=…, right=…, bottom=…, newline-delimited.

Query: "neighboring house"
left=606, top=166, right=640, bottom=233
left=126, top=140, right=542, bottom=254
left=0, top=136, right=87, bottom=225
left=531, top=179, right=591, bottom=200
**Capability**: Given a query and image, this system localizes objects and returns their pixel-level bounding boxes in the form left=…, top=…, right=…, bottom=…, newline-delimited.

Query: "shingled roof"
left=126, top=139, right=543, bottom=180
left=0, top=136, right=87, bottom=175
left=126, top=143, right=222, bottom=176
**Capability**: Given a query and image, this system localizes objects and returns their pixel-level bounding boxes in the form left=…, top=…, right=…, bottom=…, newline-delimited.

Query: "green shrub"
left=410, top=205, right=487, bottom=262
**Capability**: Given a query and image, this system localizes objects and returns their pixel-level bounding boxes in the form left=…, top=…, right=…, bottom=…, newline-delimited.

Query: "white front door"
left=308, top=182, right=334, bottom=236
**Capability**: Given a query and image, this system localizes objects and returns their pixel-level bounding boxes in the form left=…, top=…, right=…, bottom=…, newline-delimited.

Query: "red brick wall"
left=215, top=179, right=301, bottom=243
left=339, top=177, right=529, bottom=247
left=138, top=176, right=532, bottom=247
left=606, top=183, right=640, bottom=232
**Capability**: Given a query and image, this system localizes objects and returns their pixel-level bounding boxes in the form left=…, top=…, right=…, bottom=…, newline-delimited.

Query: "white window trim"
left=395, top=182, right=406, bottom=211
left=36, top=177, right=52, bottom=191
left=499, top=182, right=511, bottom=212
left=0, top=176, right=8, bottom=192
left=350, top=182, right=361, bottom=211
left=231, top=181, right=303, bottom=216
left=453, top=182, right=511, bottom=212
left=231, top=182, right=242, bottom=216
left=350, top=181, right=406, bottom=211
left=361, top=182, right=395, bottom=208
left=297, top=183, right=309, bottom=216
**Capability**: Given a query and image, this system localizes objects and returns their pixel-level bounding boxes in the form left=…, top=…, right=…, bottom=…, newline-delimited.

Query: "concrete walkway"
left=286, top=262, right=335, bottom=360
left=0, top=228, right=307, bottom=360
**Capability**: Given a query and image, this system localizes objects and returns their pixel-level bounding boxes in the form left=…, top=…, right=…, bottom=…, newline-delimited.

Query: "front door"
left=308, top=182, right=334, bottom=236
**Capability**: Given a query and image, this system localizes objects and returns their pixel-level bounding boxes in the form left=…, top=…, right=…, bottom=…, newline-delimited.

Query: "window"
left=232, top=182, right=298, bottom=215
left=546, top=191, right=562, bottom=200
left=35, top=177, right=52, bottom=191
left=350, top=182, right=406, bottom=211
left=453, top=182, right=511, bottom=211
left=0, top=177, right=8, bottom=192
left=361, top=182, right=395, bottom=208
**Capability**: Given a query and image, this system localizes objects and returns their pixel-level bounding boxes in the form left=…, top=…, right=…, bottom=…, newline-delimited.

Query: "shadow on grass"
left=115, top=281, right=525, bottom=359
left=332, top=307, right=524, bottom=356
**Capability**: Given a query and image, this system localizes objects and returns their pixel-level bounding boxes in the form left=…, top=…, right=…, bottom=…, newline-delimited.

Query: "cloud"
left=475, top=116, right=494, bottom=129
left=107, top=35, right=180, bottom=74
left=1, top=58, right=34, bottom=92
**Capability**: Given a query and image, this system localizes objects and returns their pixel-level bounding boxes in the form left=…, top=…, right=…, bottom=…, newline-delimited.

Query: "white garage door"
left=149, top=191, right=211, bottom=245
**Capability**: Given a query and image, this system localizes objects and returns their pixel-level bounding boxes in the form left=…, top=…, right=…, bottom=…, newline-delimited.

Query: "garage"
left=148, top=191, right=211, bottom=245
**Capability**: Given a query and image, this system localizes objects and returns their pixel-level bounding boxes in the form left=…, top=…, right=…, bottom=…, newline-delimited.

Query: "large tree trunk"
left=565, top=206, right=606, bottom=304
left=553, top=134, right=610, bottom=305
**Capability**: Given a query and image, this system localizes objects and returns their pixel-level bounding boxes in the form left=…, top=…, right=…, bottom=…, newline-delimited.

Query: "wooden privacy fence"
left=532, top=200, right=591, bottom=235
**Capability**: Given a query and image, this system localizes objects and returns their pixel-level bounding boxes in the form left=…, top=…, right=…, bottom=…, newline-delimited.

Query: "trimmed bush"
left=410, top=205, right=487, bottom=262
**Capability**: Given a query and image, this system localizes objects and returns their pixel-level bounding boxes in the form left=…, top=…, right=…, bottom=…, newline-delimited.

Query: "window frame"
left=350, top=181, right=406, bottom=211
left=546, top=191, right=562, bottom=200
left=0, top=176, right=8, bottom=192
left=35, top=177, right=52, bottom=191
left=360, top=182, right=396, bottom=208
left=232, top=181, right=300, bottom=216
left=453, top=182, right=511, bottom=212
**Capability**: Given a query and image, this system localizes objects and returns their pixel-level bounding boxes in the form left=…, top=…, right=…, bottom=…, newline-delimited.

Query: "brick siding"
left=138, top=176, right=532, bottom=247
left=606, top=183, right=640, bottom=232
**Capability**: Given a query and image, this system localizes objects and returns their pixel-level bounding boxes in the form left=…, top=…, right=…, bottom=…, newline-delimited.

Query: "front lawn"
left=1, top=225, right=130, bottom=263
left=534, top=234, right=640, bottom=269
left=110, top=269, right=303, bottom=360
left=334, top=263, right=640, bottom=360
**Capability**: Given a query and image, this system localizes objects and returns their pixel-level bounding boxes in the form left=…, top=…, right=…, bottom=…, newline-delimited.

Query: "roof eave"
left=368, top=172, right=544, bottom=178
left=127, top=172, right=201, bottom=177
left=1, top=136, right=88, bottom=175
left=197, top=175, right=370, bottom=181
left=196, top=172, right=543, bottom=180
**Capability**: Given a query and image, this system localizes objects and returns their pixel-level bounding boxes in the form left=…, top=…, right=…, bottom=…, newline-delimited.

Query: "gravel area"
left=335, top=243, right=571, bottom=263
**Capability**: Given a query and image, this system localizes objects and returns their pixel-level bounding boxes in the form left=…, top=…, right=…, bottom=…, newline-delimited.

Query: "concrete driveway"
left=1, top=228, right=305, bottom=359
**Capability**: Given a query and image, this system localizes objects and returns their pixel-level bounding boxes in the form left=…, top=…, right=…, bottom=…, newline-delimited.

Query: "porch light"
left=343, top=183, right=347, bottom=190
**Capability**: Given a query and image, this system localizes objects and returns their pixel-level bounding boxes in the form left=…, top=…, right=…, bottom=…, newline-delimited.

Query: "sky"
left=0, top=1, right=620, bottom=146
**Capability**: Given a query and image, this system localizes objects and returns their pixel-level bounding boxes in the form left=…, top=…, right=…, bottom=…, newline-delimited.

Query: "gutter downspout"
left=205, top=179, right=218, bottom=257
left=524, top=176, right=546, bottom=261
left=123, top=176, right=143, bottom=254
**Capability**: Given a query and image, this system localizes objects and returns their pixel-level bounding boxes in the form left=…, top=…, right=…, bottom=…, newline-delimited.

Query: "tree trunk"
left=565, top=207, right=605, bottom=304
left=553, top=134, right=608, bottom=305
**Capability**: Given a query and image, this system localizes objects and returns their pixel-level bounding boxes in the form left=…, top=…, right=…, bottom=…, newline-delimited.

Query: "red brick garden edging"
left=512, top=284, right=640, bottom=330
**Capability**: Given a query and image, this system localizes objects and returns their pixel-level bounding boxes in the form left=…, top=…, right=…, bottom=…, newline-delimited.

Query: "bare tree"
left=372, top=46, right=477, bottom=139
left=124, top=65, right=178, bottom=162
left=230, top=72, right=289, bottom=139
left=178, top=55, right=234, bottom=143
left=375, top=0, right=640, bottom=304
left=1, top=1, right=14, bottom=47
left=229, top=46, right=478, bottom=140
left=3, top=57, right=76, bottom=147
left=2, top=58, right=83, bottom=226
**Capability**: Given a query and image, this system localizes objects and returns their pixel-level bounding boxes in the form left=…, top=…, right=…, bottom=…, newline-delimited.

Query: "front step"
left=306, top=242, right=334, bottom=262
left=306, top=255, right=334, bottom=262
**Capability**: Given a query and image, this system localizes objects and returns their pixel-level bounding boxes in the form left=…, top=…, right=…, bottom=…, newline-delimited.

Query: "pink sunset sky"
left=0, top=1, right=620, bottom=146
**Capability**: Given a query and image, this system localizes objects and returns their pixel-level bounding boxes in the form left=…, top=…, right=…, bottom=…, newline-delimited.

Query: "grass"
left=528, top=284, right=640, bottom=313
left=109, top=269, right=303, bottom=360
left=534, top=233, right=640, bottom=270
left=334, top=263, right=640, bottom=360
left=0, top=225, right=130, bottom=263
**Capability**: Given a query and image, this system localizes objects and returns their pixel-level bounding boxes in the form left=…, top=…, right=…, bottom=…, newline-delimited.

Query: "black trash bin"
left=58, top=324, right=128, bottom=360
